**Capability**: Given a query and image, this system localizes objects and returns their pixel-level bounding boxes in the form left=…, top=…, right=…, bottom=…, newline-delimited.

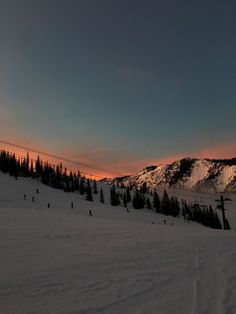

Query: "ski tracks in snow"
left=191, top=247, right=200, bottom=314
left=190, top=239, right=235, bottom=314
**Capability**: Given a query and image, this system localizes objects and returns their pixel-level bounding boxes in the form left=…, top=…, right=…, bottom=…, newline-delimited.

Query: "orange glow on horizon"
left=0, top=140, right=120, bottom=179
left=1, top=140, right=236, bottom=179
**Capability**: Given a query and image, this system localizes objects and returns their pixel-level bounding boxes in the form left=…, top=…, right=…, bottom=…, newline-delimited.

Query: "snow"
left=216, top=165, right=236, bottom=192
left=184, top=159, right=212, bottom=190
left=115, top=158, right=236, bottom=193
left=0, top=172, right=236, bottom=314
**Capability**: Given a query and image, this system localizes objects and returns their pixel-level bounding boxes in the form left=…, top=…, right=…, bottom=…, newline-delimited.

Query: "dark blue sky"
left=1, top=0, right=236, bottom=175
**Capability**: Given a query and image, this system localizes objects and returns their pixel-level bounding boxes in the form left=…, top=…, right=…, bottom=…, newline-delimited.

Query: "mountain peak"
left=107, top=157, right=236, bottom=193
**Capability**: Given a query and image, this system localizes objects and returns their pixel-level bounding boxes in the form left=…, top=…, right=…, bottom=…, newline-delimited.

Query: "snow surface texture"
left=107, top=158, right=236, bottom=193
left=0, top=173, right=236, bottom=314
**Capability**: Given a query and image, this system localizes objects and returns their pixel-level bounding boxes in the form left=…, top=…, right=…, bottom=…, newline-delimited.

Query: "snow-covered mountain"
left=105, top=158, right=236, bottom=193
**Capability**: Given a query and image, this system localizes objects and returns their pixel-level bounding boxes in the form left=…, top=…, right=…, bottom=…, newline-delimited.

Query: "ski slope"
left=0, top=173, right=236, bottom=314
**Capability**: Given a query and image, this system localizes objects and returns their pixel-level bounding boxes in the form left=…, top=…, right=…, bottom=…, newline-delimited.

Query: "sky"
left=0, top=0, right=236, bottom=177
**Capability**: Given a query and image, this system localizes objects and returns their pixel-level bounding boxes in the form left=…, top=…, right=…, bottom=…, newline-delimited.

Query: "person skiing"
left=89, top=210, right=92, bottom=216
left=24, top=194, right=26, bottom=200
left=32, top=196, right=35, bottom=203
left=71, top=202, right=74, bottom=209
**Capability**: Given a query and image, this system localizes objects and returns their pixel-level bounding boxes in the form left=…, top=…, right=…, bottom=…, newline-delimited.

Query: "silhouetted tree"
left=86, top=179, right=93, bottom=201
left=161, top=190, right=170, bottom=215
left=123, top=192, right=127, bottom=207
left=100, top=188, right=104, bottom=203
left=132, top=188, right=145, bottom=209
left=146, top=197, right=152, bottom=209
left=153, top=191, right=161, bottom=213
left=93, top=180, right=98, bottom=194
left=110, top=185, right=120, bottom=206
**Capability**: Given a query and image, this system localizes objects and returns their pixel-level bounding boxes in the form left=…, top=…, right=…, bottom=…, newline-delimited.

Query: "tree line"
left=0, top=149, right=102, bottom=202
left=109, top=183, right=228, bottom=230
left=0, top=149, right=229, bottom=230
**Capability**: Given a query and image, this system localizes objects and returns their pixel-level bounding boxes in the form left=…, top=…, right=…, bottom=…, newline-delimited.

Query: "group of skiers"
left=23, top=192, right=175, bottom=225
left=23, top=189, right=50, bottom=208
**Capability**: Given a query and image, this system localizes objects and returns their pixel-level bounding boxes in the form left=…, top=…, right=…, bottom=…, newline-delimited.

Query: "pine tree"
left=153, top=191, right=161, bottom=213
left=9, top=154, right=19, bottom=179
left=170, top=196, right=180, bottom=217
left=110, top=185, right=120, bottom=206
left=25, top=152, right=30, bottom=177
left=86, top=179, right=93, bottom=201
left=132, top=188, right=145, bottom=209
left=123, top=192, right=127, bottom=207
left=146, top=197, right=152, bottom=209
left=93, top=180, right=98, bottom=194
left=29, top=159, right=35, bottom=178
left=35, top=156, right=42, bottom=179
left=161, top=190, right=170, bottom=215
left=126, top=186, right=132, bottom=203
left=79, top=177, right=85, bottom=195
left=100, top=188, right=104, bottom=203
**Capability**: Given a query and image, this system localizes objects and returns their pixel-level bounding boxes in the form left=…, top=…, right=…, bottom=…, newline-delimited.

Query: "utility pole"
left=215, top=195, right=231, bottom=230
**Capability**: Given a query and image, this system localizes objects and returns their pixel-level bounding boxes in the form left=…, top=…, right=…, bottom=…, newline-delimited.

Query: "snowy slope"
left=107, top=158, right=236, bottom=193
left=0, top=173, right=236, bottom=314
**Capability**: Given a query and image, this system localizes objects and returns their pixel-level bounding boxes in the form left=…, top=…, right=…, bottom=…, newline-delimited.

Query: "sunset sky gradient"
left=1, top=0, right=236, bottom=177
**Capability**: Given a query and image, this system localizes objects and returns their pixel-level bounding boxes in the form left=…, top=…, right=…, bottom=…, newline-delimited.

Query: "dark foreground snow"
left=0, top=173, right=236, bottom=314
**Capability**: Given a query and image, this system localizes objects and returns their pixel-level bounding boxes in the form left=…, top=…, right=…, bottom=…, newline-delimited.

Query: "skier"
left=32, top=196, right=35, bottom=203
left=24, top=194, right=26, bottom=200
left=47, top=202, right=50, bottom=208
left=126, top=208, right=129, bottom=213
left=89, top=210, right=92, bottom=216
left=71, top=202, right=74, bottom=209
left=36, top=189, right=39, bottom=194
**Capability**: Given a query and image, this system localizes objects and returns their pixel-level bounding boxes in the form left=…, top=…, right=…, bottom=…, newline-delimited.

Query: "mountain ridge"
left=103, top=157, right=236, bottom=193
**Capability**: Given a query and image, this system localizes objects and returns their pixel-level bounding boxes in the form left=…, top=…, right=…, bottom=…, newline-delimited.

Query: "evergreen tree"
left=153, top=191, right=161, bottom=213
left=20, top=153, right=30, bottom=177
left=26, top=152, right=30, bottom=177
left=35, top=156, right=42, bottom=179
left=126, top=186, right=132, bottom=203
left=146, top=197, right=152, bottom=209
left=29, top=159, right=35, bottom=178
left=123, top=192, right=127, bottom=207
left=161, top=190, right=170, bottom=215
left=170, top=196, right=180, bottom=217
left=132, top=188, right=145, bottom=209
left=100, top=188, right=104, bottom=203
left=41, top=162, right=51, bottom=185
left=9, top=154, right=19, bottom=179
left=86, top=179, right=93, bottom=201
left=93, top=180, right=98, bottom=194
left=79, top=177, right=85, bottom=195
left=110, top=185, right=120, bottom=206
